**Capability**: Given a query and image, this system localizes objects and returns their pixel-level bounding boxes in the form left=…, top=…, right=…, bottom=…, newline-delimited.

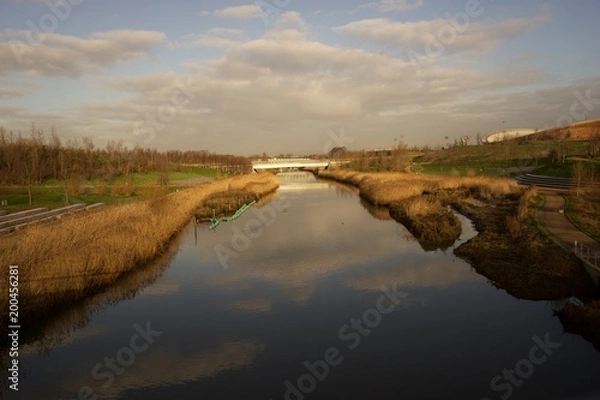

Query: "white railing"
left=574, top=240, right=600, bottom=270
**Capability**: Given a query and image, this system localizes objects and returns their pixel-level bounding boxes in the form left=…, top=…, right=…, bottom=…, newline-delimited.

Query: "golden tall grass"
left=319, top=170, right=519, bottom=206
left=397, top=196, right=444, bottom=218
left=504, top=186, right=538, bottom=240
left=0, top=173, right=278, bottom=319
left=388, top=195, right=462, bottom=251
left=319, top=169, right=520, bottom=251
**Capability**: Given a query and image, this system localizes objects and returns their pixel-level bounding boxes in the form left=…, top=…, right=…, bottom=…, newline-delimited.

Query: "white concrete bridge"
left=252, top=158, right=331, bottom=172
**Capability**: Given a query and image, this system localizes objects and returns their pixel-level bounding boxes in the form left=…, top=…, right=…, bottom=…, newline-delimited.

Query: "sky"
left=1, top=0, right=599, bottom=155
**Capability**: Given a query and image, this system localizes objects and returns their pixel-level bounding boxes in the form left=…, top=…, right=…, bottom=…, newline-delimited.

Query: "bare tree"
left=18, top=123, right=43, bottom=205
left=572, top=160, right=585, bottom=198
left=392, top=140, right=407, bottom=172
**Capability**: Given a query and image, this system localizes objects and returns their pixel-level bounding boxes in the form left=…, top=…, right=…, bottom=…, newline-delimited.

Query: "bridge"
left=252, top=158, right=331, bottom=172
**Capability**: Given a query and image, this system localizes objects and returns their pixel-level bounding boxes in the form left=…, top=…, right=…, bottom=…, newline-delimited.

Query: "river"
left=3, top=172, right=600, bottom=400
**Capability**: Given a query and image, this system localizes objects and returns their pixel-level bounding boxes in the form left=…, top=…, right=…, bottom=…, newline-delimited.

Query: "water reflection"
left=61, top=340, right=264, bottom=400
left=1, top=226, right=185, bottom=363
left=359, top=197, right=392, bottom=221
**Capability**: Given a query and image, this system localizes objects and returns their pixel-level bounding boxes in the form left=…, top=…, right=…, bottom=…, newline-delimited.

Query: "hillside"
left=526, top=119, right=600, bottom=141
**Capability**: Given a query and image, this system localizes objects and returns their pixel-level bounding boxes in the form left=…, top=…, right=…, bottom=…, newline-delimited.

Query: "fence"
left=574, top=240, right=600, bottom=271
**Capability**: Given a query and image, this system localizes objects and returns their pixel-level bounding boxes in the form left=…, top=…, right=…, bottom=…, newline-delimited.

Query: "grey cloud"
left=0, top=87, right=27, bottom=98
left=109, top=72, right=179, bottom=92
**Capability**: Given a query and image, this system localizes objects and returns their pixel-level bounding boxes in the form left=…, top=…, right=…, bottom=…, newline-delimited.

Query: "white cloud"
left=211, top=4, right=261, bottom=20
left=333, top=14, right=550, bottom=53
left=48, top=23, right=561, bottom=152
left=169, top=28, right=246, bottom=49
left=0, top=29, right=166, bottom=77
left=359, top=0, right=424, bottom=12
left=2, top=5, right=595, bottom=155
left=273, top=11, right=306, bottom=30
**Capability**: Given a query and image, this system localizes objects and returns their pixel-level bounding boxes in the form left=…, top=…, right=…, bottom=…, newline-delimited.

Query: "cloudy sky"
left=1, top=0, right=599, bottom=155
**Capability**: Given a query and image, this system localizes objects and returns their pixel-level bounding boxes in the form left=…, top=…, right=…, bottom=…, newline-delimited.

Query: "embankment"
left=0, top=173, right=279, bottom=329
left=453, top=190, right=597, bottom=300
left=316, top=169, right=515, bottom=251
left=316, top=169, right=597, bottom=299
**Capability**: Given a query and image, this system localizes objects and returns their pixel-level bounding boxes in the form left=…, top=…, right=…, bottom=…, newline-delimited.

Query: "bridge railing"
left=574, top=240, right=600, bottom=270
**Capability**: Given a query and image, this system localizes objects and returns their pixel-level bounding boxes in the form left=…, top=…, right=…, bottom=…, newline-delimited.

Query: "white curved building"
left=482, top=128, right=537, bottom=143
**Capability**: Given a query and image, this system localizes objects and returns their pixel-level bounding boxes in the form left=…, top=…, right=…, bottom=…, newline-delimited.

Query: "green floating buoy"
left=208, top=217, right=221, bottom=230
left=208, top=200, right=256, bottom=230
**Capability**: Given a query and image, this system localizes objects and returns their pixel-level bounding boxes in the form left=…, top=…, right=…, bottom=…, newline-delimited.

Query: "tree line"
left=0, top=124, right=251, bottom=189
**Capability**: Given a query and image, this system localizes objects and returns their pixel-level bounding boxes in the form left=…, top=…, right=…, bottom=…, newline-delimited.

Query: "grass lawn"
left=412, top=158, right=543, bottom=177
left=413, top=142, right=598, bottom=178
left=119, top=166, right=224, bottom=185
left=0, top=166, right=225, bottom=212
left=0, top=185, right=172, bottom=212
left=530, top=158, right=600, bottom=177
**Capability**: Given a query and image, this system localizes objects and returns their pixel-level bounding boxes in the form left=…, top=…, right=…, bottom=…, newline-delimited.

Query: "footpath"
left=537, top=188, right=600, bottom=281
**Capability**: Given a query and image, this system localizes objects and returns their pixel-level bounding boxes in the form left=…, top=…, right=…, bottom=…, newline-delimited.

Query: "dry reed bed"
left=318, top=170, right=520, bottom=205
left=319, top=169, right=596, bottom=299
left=0, top=173, right=278, bottom=322
left=317, top=169, right=518, bottom=251
left=389, top=196, right=462, bottom=251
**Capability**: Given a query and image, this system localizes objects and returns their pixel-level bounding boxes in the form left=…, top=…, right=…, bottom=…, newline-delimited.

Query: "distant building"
left=482, top=129, right=537, bottom=143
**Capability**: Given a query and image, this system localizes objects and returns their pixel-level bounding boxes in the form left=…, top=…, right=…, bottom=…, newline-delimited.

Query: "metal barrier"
left=574, top=240, right=600, bottom=271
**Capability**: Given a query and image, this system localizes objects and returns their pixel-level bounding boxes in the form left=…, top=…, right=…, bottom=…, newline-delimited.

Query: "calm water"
left=3, top=172, right=600, bottom=400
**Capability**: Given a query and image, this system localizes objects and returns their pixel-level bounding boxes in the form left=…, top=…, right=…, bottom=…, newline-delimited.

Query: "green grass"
left=42, top=166, right=222, bottom=186
left=125, top=167, right=222, bottom=184
left=530, top=158, right=600, bottom=178
left=564, top=193, right=600, bottom=242
left=413, top=142, right=598, bottom=178
left=417, top=141, right=587, bottom=164
left=0, top=166, right=224, bottom=212
left=0, top=186, right=171, bottom=212
left=413, top=158, right=543, bottom=177
left=530, top=162, right=573, bottom=178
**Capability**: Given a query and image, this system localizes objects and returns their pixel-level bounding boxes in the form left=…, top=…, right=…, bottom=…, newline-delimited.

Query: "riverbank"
left=453, top=190, right=597, bottom=300
left=315, top=169, right=597, bottom=299
left=389, top=196, right=461, bottom=251
left=316, top=169, right=515, bottom=251
left=0, top=173, right=278, bottom=331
